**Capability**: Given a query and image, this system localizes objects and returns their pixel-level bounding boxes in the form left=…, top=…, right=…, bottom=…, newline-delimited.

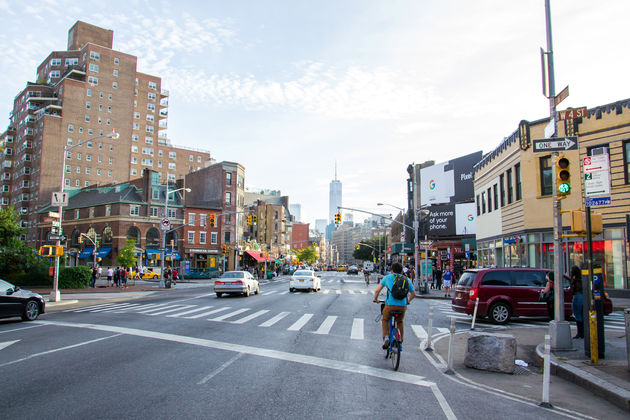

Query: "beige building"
left=0, top=21, right=212, bottom=248
left=474, top=98, right=630, bottom=290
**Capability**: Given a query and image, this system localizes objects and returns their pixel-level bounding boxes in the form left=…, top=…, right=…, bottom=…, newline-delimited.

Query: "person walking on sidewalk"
left=442, top=265, right=453, bottom=297
left=541, top=272, right=555, bottom=320
left=90, top=266, right=98, bottom=288
left=570, top=265, right=584, bottom=338
left=106, top=267, right=113, bottom=287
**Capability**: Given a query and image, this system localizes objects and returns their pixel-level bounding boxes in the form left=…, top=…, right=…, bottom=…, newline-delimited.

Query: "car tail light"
left=469, top=288, right=479, bottom=301
left=215, top=281, right=224, bottom=285
left=233, top=280, right=243, bottom=284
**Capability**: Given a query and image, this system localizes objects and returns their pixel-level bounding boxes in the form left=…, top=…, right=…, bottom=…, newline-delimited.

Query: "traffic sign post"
left=557, top=107, right=587, bottom=121
left=51, top=192, right=69, bottom=207
left=533, top=137, right=578, bottom=152
left=583, top=155, right=611, bottom=199
left=161, top=217, right=170, bottom=230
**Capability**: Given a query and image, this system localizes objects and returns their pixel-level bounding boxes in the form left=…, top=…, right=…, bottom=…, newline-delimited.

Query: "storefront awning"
left=166, top=250, right=181, bottom=260
left=78, top=247, right=94, bottom=259
left=146, top=248, right=161, bottom=256
left=96, top=247, right=112, bottom=258
left=245, top=250, right=265, bottom=263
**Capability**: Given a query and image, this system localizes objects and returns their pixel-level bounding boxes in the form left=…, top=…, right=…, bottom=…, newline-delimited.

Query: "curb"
left=46, top=299, right=79, bottom=308
left=535, top=343, right=630, bottom=412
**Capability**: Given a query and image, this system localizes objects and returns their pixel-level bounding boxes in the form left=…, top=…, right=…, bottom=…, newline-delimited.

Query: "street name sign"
left=48, top=234, right=66, bottom=242
left=557, top=107, right=587, bottom=121
left=554, top=85, right=569, bottom=107
left=51, top=192, right=69, bottom=207
left=419, top=241, right=433, bottom=248
left=532, top=136, right=578, bottom=152
left=583, top=155, right=611, bottom=198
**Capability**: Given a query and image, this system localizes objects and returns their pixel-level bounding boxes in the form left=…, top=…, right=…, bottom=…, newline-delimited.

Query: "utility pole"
left=544, top=0, right=572, bottom=350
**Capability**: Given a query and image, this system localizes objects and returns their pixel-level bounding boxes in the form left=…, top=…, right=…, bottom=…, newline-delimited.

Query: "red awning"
left=245, top=250, right=265, bottom=263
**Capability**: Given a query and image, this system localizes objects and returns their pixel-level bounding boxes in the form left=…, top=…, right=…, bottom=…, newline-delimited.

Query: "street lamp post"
left=50, top=131, right=119, bottom=302
left=160, top=186, right=191, bottom=287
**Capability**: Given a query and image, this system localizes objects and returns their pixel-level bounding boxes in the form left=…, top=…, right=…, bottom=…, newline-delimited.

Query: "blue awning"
left=78, top=248, right=94, bottom=259
left=166, top=250, right=181, bottom=260
left=146, top=248, right=161, bottom=256
left=96, top=247, right=112, bottom=258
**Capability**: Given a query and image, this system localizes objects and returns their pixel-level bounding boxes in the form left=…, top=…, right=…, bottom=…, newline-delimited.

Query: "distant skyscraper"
left=329, top=163, right=342, bottom=224
left=315, top=219, right=327, bottom=234
left=289, top=204, right=301, bottom=222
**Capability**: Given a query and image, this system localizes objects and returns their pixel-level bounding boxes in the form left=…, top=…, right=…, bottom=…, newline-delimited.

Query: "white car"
left=289, top=269, right=321, bottom=292
left=214, top=271, right=260, bottom=297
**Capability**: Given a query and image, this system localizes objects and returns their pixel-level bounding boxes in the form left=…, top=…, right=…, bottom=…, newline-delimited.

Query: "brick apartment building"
left=0, top=21, right=212, bottom=248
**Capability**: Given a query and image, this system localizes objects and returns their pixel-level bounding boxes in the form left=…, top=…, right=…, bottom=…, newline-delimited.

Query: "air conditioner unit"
left=591, top=147, right=608, bottom=156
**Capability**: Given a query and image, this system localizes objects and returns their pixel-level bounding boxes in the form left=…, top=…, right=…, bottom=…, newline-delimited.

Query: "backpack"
left=390, top=274, right=409, bottom=300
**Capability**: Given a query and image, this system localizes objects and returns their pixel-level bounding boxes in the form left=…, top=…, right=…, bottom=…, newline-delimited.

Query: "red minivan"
left=452, top=268, right=574, bottom=324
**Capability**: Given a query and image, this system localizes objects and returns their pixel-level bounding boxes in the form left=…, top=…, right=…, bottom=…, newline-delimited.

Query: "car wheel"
left=22, top=300, right=40, bottom=321
left=245, top=288, right=251, bottom=297
left=216, top=292, right=222, bottom=298
left=255, top=286, right=260, bottom=295
left=290, top=288, right=294, bottom=292
left=488, top=302, right=511, bottom=325
left=153, top=275, right=158, bottom=279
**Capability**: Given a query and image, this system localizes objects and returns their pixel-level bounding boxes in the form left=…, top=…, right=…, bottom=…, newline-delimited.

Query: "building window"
left=149, top=81, right=157, bottom=89
left=209, top=232, right=217, bottom=245
left=200, top=214, right=207, bottom=227
left=225, top=192, right=231, bottom=205
left=476, top=195, right=480, bottom=216
left=89, top=64, right=99, bottom=72
left=189, top=213, right=196, bottom=225
left=68, top=124, right=74, bottom=132
left=481, top=192, right=486, bottom=214
left=130, top=205, right=140, bottom=216
left=148, top=92, right=156, bottom=100
left=151, top=207, right=159, bottom=217
left=624, top=140, right=630, bottom=184
left=89, top=51, right=100, bottom=60
left=113, top=69, right=118, bottom=77
left=168, top=162, right=176, bottom=170
left=147, top=103, right=155, bottom=111
left=87, top=89, right=91, bottom=97
left=540, top=156, right=553, bottom=196
left=506, top=168, right=513, bottom=204
left=86, top=101, right=91, bottom=109
left=226, top=172, right=232, bottom=185
left=200, top=232, right=206, bottom=244
left=114, top=57, right=119, bottom=64
left=493, top=184, right=498, bottom=211
left=88, top=76, right=98, bottom=85
left=112, top=82, right=118, bottom=89
left=167, top=208, right=176, bottom=218
left=224, top=231, right=230, bottom=244
left=514, top=163, right=522, bottom=200
left=130, top=169, right=137, bottom=176
left=487, top=188, right=492, bottom=213
left=188, top=231, right=195, bottom=243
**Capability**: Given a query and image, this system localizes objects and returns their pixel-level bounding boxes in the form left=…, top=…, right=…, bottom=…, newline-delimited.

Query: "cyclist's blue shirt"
left=380, top=274, right=414, bottom=306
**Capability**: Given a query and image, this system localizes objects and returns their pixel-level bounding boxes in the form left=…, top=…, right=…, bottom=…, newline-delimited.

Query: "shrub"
left=8, top=261, right=53, bottom=287
left=60, top=266, right=91, bottom=289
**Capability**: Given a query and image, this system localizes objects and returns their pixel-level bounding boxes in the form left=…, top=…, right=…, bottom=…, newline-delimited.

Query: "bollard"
left=471, top=297, right=479, bottom=330
left=539, top=334, right=553, bottom=409
left=445, top=316, right=456, bottom=375
left=589, top=310, right=598, bottom=364
left=425, top=306, right=434, bottom=352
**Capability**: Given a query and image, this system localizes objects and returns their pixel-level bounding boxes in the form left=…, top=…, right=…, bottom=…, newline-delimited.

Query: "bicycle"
left=364, top=271, right=370, bottom=285
left=374, top=300, right=402, bottom=371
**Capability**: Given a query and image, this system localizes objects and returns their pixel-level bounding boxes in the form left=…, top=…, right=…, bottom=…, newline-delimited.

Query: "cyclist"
left=372, top=262, right=416, bottom=349
left=364, top=269, right=371, bottom=285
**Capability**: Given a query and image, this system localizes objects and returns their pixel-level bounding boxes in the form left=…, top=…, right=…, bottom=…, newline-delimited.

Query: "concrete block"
left=465, top=332, right=516, bottom=374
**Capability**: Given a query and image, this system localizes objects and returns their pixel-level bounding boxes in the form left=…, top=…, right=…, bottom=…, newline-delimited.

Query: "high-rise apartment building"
left=0, top=21, right=212, bottom=247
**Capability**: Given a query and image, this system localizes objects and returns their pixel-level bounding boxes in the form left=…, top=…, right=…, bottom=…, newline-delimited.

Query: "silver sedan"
left=214, top=271, right=260, bottom=297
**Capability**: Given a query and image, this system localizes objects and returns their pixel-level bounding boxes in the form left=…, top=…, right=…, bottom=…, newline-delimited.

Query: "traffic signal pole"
left=544, top=0, right=572, bottom=350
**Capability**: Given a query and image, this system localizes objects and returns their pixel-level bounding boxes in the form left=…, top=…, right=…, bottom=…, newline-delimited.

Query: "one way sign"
left=51, top=191, right=69, bottom=207
left=533, top=136, right=578, bottom=153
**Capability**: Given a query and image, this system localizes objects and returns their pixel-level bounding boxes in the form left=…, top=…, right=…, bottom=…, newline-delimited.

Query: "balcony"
left=158, top=109, right=168, bottom=120
left=159, top=120, right=167, bottom=129
left=160, top=88, right=169, bottom=97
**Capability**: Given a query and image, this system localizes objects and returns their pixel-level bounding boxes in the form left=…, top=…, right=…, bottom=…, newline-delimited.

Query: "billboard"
left=419, top=151, right=482, bottom=206
left=426, top=203, right=476, bottom=237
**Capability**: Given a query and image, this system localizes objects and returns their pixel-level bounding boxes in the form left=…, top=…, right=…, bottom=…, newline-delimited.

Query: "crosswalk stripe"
left=262, top=291, right=277, bottom=296
left=351, top=318, right=364, bottom=340
left=146, top=305, right=196, bottom=316
left=72, top=303, right=129, bottom=312
left=137, top=304, right=183, bottom=314
left=259, top=311, right=290, bottom=327
left=128, top=303, right=172, bottom=312
left=313, top=316, right=337, bottom=335
left=182, top=307, right=232, bottom=319
left=412, top=325, right=427, bottom=339
left=167, top=306, right=214, bottom=318
left=359, top=290, right=368, bottom=294
left=437, top=327, right=449, bottom=334
left=347, top=290, right=355, bottom=294
left=231, top=310, right=270, bottom=324
left=288, top=314, right=313, bottom=331
left=335, top=290, right=342, bottom=295
left=92, top=303, right=141, bottom=313
left=322, top=290, right=330, bottom=294
left=279, top=291, right=289, bottom=295
left=209, top=308, right=250, bottom=322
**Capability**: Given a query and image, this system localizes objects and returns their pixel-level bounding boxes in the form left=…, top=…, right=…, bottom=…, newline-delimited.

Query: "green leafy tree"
left=0, top=206, right=38, bottom=278
left=352, top=235, right=388, bottom=261
left=296, top=247, right=317, bottom=264
left=117, top=239, right=137, bottom=268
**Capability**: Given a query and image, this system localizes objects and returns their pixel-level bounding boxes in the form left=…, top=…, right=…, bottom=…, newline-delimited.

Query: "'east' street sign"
left=532, top=136, right=578, bottom=152
left=585, top=196, right=611, bottom=207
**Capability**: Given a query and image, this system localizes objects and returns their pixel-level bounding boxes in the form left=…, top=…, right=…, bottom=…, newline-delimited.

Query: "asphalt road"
left=0, top=272, right=612, bottom=419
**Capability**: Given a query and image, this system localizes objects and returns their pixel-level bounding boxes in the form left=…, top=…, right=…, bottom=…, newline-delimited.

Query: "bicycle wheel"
left=391, top=340, right=401, bottom=371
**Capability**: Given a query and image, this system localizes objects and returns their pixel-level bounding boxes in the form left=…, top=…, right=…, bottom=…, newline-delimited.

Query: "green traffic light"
left=558, top=183, right=571, bottom=194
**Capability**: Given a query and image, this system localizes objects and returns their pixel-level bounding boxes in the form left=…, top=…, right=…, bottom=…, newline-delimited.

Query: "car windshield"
left=294, top=270, right=313, bottom=276
left=221, top=272, right=245, bottom=279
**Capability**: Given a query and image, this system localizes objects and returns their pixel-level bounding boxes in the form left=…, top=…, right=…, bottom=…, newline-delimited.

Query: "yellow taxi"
left=131, top=268, right=160, bottom=279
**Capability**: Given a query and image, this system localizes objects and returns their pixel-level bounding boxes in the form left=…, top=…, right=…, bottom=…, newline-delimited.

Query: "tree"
left=117, top=239, right=137, bottom=268
left=296, top=247, right=317, bottom=264
left=352, top=235, right=388, bottom=261
left=0, top=206, right=38, bottom=278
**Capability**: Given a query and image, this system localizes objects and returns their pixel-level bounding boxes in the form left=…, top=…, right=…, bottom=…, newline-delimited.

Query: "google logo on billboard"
left=467, top=214, right=474, bottom=221
left=429, top=180, right=436, bottom=190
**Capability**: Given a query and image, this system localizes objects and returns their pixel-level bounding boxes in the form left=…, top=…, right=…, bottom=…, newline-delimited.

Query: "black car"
left=347, top=265, right=359, bottom=275
left=0, top=279, right=46, bottom=321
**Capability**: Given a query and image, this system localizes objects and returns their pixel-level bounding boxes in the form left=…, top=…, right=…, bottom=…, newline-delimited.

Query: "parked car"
left=131, top=268, right=160, bottom=279
left=289, top=270, right=321, bottom=292
left=451, top=268, right=612, bottom=324
left=347, top=265, right=359, bottom=275
left=214, top=271, right=259, bottom=297
left=0, top=279, right=46, bottom=321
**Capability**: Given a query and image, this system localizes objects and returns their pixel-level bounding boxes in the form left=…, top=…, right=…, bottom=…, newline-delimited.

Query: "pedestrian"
left=442, top=265, right=453, bottom=298
left=435, top=266, right=443, bottom=290
left=541, top=272, right=555, bottom=320
left=90, top=266, right=97, bottom=288
left=113, top=267, right=120, bottom=288
left=570, top=266, right=584, bottom=338
left=106, top=267, right=113, bottom=287
left=172, top=267, right=178, bottom=285
left=120, top=267, right=127, bottom=288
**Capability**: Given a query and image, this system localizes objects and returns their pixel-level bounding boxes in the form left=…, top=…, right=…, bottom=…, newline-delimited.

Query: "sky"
left=1, top=0, right=629, bottom=228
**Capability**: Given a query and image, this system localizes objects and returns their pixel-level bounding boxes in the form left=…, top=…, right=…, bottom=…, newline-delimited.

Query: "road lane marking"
left=347, top=290, right=355, bottom=294
left=167, top=306, right=214, bottom=318
left=335, top=290, right=342, bottom=295
left=262, top=291, right=277, bottom=296
left=231, top=310, right=270, bottom=324
left=322, top=290, right=330, bottom=294
left=313, top=316, right=337, bottom=335
left=208, top=308, right=250, bottom=322
left=67, top=303, right=121, bottom=312
left=279, top=291, right=289, bottom=295
left=146, top=305, right=196, bottom=316
left=134, top=304, right=177, bottom=314
left=259, top=312, right=290, bottom=327
left=0, top=324, right=45, bottom=334
left=183, top=307, right=232, bottom=319
left=34, top=321, right=433, bottom=389
left=430, top=384, right=457, bottom=420
left=351, top=318, right=364, bottom=340
left=0, top=340, right=19, bottom=351
left=412, top=325, right=427, bottom=339
left=288, top=314, right=313, bottom=331
left=0, top=333, right=122, bottom=368
left=73, top=303, right=135, bottom=313
left=197, top=353, right=244, bottom=385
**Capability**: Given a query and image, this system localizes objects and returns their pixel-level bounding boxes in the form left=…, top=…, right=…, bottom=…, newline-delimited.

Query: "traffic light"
left=356, top=244, right=360, bottom=250
left=252, top=215, right=257, bottom=225
left=334, top=212, right=341, bottom=224
left=247, top=215, right=252, bottom=226
left=78, top=235, right=83, bottom=244
left=556, top=154, right=571, bottom=196
left=209, top=214, right=216, bottom=228
left=170, top=239, right=174, bottom=248
left=222, top=244, right=227, bottom=254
